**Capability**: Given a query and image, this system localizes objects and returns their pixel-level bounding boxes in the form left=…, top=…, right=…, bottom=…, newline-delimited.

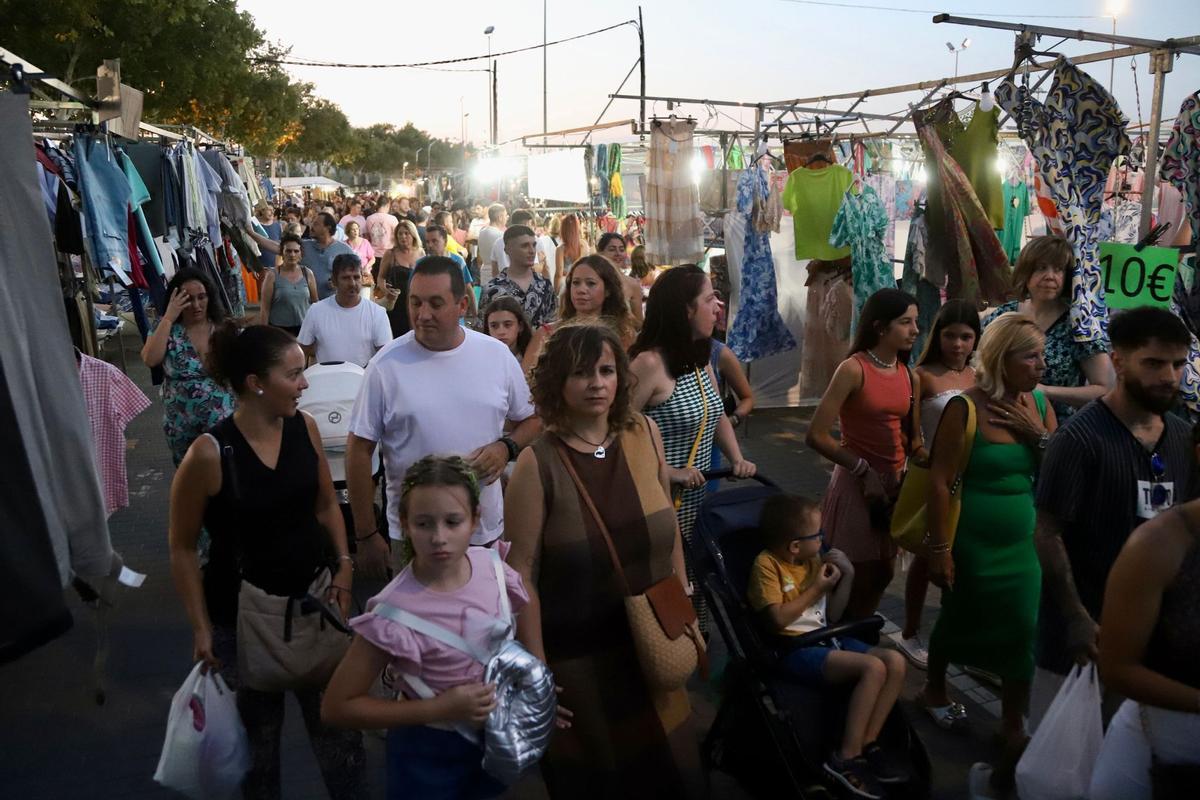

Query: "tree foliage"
left=1, top=0, right=467, bottom=175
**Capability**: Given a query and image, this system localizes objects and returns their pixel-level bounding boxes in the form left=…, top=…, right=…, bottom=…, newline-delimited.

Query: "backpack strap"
left=489, top=548, right=513, bottom=638
left=369, top=602, right=493, bottom=664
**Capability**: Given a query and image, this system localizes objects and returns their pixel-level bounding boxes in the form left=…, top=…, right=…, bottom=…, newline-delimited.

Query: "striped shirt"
left=1034, top=399, right=1194, bottom=674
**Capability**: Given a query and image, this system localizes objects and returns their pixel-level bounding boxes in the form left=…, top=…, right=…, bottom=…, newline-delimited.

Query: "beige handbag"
left=555, top=440, right=707, bottom=693
left=236, top=567, right=353, bottom=692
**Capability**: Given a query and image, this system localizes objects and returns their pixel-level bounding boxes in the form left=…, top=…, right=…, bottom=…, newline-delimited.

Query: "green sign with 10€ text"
left=1100, top=242, right=1179, bottom=310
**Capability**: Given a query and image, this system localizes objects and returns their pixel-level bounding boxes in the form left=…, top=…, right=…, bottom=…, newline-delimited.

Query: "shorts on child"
left=386, top=725, right=505, bottom=800
left=779, top=636, right=872, bottom=683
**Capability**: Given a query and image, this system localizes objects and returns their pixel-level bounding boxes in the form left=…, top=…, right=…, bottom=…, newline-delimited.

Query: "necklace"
left=569, top=429, right=610, bottom=459
left=865, top=348, right=897, bottom=369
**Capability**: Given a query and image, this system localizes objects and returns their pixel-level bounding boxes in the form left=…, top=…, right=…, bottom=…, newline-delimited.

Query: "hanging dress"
left=913, top=100, right=1011, bottom=307
left=726, top=167, right=797, bottom=362
left=828, top=184, right=896, bottom=332
left=644, top=120, right=703, bottom=265
left=996, top=58, right=1129, bottom=347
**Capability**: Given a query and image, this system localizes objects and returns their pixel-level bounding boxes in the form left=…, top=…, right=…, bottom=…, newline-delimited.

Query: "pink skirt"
left=820, top=465, right=900, bottom=563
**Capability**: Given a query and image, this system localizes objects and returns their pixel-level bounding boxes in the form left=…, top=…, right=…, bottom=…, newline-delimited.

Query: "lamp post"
left=462, top=111, right=470, bottom=168
left=945, top=37, right=971, bottom=81
left=484, top=26, right=495, bottom=145
left=402, top=161, right=409, bottom=180
left=1106, top=1, right=1125, bottom=93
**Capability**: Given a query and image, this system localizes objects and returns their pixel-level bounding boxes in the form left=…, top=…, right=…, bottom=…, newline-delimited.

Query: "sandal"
left=823, top=754, right=885, bottom=799
left=922, top=700, right=969, bottom=730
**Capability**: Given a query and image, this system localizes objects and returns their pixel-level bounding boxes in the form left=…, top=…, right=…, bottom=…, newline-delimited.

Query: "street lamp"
left=484, top=26, right=495, bottom=145
left=945, top=37, right=971, bottom=81
left=402, top=161, right=409, bottom=180
left=1106, top=0, right=1125, bottom=92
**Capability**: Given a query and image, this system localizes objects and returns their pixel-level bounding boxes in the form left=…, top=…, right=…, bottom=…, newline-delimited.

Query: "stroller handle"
left=701, top=469, right=778, bottom=488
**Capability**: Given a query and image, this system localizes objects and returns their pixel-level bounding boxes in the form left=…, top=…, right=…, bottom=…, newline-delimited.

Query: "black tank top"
left=202, top=413, right=330, bottom=627
left=382, top=264, right=411, bottom=338
left=1146, top=527, right=1200, bottom=689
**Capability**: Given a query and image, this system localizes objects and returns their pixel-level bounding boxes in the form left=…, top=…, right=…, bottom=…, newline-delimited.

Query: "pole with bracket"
left=1138, top=49, right=1173, bottom=239
left=890, top=81, right=947, bottom=136
left=638, top=6, right=646, bottom=137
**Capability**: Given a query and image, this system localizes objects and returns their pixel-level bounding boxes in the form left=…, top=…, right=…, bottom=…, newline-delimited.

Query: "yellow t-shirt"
left=746, top=550, right=827, bottom=636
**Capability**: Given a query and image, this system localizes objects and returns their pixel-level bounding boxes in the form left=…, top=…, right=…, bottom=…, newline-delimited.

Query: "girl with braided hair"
left=322, top=456, right=543, bottom=799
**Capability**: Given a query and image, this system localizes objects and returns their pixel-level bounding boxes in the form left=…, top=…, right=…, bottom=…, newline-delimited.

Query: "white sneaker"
left=891, top=633, right=929, bottom=669
left=968, top=762, right=1000, bottom=799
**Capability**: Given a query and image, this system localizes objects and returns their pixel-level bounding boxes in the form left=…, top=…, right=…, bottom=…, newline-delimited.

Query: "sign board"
left=1099, top=242, right=1179, bottom=310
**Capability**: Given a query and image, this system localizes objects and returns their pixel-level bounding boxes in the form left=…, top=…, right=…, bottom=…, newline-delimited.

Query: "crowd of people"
left=150, top=189, right=1198, bottom=800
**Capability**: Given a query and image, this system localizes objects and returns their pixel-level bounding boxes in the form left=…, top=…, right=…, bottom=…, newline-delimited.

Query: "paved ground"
left=0, top=328, right=1007, bottom=799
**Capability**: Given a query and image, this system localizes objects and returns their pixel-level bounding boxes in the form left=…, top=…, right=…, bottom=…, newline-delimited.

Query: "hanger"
left=805, top=151, right=833, bottom=167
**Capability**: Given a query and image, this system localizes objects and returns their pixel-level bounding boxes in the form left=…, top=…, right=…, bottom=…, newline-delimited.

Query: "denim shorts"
left=386, top=725, right=505, bottom=800
left=779, top=636, right=872, bottom=683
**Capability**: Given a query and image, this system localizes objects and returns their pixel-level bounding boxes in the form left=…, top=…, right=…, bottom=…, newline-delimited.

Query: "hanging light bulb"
left=979, top=81, right=995, bottom=112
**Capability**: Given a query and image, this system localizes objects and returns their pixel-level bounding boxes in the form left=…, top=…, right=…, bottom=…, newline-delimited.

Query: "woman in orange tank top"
left=805, top=289, right=922, bottom=620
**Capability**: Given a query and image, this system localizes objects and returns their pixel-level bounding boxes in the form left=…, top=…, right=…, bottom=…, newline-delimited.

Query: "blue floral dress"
left=829, top=184, right=895, bottom=333
left=726, top=168, right=796, bottom=361
left=159, top=322, right=235, bottom=465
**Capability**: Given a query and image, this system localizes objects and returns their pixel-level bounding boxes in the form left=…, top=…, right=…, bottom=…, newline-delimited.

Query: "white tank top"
left=921, top=389, right=964, bottom=445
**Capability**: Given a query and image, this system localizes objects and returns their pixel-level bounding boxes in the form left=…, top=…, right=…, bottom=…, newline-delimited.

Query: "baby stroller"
left=299, top=362, right=381, bottom=539
left=694, top=470, right=931, bottom=799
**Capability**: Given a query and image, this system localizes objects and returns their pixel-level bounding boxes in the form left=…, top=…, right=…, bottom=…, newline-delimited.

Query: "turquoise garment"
left=829, top=184, right=895, bottom=332
left=159, top=322, right=235, bottom=466
left=1000, top=181, right=1029, bottom=264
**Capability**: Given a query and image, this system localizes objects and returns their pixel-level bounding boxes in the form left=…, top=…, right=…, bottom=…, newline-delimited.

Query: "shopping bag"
left=1014, top=663, right=1103, bottom=800
left=154, top=662, right=250, bottom=799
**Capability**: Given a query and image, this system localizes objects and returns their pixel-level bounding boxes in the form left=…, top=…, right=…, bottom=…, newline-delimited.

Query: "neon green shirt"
left=782, top=164, right=854, bottom=261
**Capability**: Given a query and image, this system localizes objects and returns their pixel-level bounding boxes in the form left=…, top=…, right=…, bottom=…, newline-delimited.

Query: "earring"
left=255, top=389, right=264, bottom=396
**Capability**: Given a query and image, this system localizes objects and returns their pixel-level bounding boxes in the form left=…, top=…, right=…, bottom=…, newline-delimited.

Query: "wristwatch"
left=499, top=435, right=519, bottom=461
left=1037, top=431, right=1050, bottom=450
left=730, top=413, right=742, bottom=428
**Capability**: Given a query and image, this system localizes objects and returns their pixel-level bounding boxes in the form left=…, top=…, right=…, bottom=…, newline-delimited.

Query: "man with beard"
left=1030, top=306, right=1193, bottom=728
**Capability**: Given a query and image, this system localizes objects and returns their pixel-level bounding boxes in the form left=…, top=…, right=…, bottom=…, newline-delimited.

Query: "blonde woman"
left=920, top=312, right=1057, bottom=792
left=983, top=235, right=1115, bottom=420
left=374, top=219, right=423, bottom=293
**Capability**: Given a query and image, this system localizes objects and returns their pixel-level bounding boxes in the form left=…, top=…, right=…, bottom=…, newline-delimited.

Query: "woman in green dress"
left=920, top=312, right=1057, bottom=790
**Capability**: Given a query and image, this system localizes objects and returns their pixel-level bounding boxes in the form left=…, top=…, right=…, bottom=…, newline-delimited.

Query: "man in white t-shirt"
left=297, top=254, right=392, bottom=367
left=365, top=205, right=399, bottom=254
left=346, top=256, right=541, bottom=576
left=475, top=203, right=507, bottom=284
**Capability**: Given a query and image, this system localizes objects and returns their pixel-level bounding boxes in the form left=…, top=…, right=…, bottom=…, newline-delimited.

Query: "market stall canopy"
left=274, top=176, right=346, bottom=190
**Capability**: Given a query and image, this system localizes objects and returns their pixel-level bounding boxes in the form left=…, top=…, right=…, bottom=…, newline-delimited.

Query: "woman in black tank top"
left=168, top=323, right=366, bottom=799
left=1091, top=497, right=1200, bottom=798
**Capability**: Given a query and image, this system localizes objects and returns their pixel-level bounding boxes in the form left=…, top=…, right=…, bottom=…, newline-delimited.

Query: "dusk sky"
left=239, top=0, right=1200, bottom=147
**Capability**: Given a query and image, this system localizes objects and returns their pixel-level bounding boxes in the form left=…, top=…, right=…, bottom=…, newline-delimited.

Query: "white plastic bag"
left=1015, top=663, right=1103, bottom=800
left=154, top=662, right=250, bottom=799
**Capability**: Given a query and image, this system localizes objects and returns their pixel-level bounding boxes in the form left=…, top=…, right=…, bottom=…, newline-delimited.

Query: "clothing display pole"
left=759, top=42, right=1192, bottom=108
left=1138, top=50, right=1173, bottom=239
left=637, top=6, right=646, bottom=135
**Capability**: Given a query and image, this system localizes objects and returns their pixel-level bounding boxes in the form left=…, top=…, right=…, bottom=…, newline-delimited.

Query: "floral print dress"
left=160, top=322, right=234, bottom=465
left=726, top=167, right=796, bottom=361
left=829, top=183, right=896, bottom=333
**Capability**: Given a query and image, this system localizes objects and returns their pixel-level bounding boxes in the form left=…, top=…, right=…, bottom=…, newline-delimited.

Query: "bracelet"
left=336, top=555, right=354, bottom=568
left=851, top=458, right=869, bottom=478
left=499, top=435, right=519, bottom=462
left=355, top=529, right=379, bottom=542
left=929, top=543, right=951, bottom=554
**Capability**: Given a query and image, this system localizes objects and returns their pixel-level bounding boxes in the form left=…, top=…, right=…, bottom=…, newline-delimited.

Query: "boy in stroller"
left=747, top=494, right=907, bottom=799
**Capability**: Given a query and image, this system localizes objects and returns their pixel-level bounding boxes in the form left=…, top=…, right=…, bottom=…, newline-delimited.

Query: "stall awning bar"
left=932, top=14, right=1200, bottom=56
